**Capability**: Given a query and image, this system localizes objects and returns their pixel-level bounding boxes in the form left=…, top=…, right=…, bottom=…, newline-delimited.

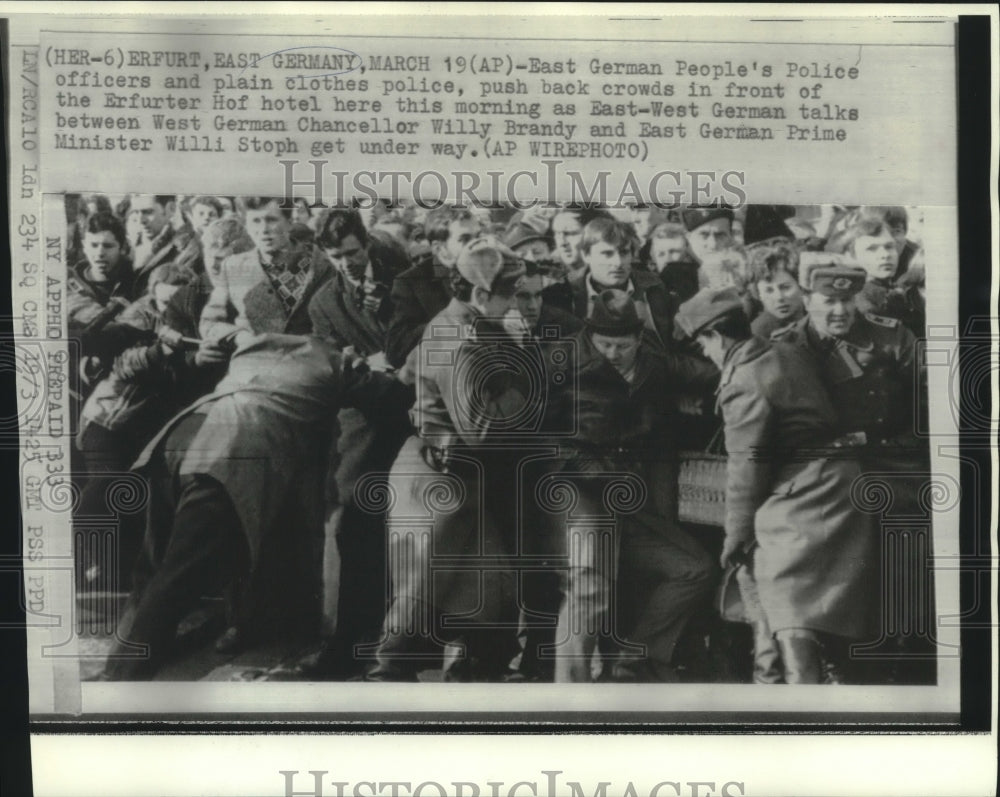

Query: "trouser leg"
left=554, top=511, right=617, bottom=684
left=509, top=457, right=563, bottom=681
left=103, top=474, right=246, bottom=680
left=314, top=411, right=403, bottom=676
left=735, top=559, right=783, bottom=684
left=615, top=516, right=715, bottom=681
left=75, top=424, right=146, bottom=589
left=370, top=440, right=478, bottom=680
left=331, top=502, right=389, bottom=659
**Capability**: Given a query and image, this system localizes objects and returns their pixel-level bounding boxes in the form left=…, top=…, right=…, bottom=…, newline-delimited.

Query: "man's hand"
left=340, top=348, right=370, bottom=379
left=365, top=351, right=393, bottom=373
left=677, top=395, right=704, bottom=416
left=157, top=327, right=185, bottom=353
left=194, top=337, right=231, bottom=367
left=359, top=279, right=389, bottom=314
left=501, top=308, right=531, bottom=342
left=720, top=535, right=750, bottom=570
left=107, top=296, right=131, bottom=315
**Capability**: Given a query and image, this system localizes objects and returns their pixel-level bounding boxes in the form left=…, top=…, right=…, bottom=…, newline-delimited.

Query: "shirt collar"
left=587, top=275, right=634, bottom=300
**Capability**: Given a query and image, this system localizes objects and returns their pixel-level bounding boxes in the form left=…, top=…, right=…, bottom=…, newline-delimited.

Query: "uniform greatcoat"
left=718, top=335, right=877, bottom=639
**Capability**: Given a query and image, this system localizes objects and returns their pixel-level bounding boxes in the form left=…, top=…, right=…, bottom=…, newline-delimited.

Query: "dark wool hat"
left=682, top=206, right=735, bottom=232
left=742, top=204, right=796, bottom=246
left=585, top=289, right=646, bottom=336
left=503, top=217, right=551, bottom=251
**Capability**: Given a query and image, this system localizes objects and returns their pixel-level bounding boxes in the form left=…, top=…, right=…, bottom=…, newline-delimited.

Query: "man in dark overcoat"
left=772, top=258, right=933, bottom=683
left=100, top=330, right=398, bottom=679
left=551, top=290, right=718, bottom=683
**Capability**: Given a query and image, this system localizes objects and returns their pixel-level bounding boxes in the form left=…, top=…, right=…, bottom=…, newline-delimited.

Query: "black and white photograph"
left=3, top=5, right=995, bottom=797
left=63, top=195, right=938, bottom=690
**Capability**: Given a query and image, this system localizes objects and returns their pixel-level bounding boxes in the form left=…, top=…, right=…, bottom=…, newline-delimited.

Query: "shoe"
left=292, top=642, right=365, bottom=681
left=363, top=666, right=419, bottom=683
left=608, top=660, right=681, bottom=684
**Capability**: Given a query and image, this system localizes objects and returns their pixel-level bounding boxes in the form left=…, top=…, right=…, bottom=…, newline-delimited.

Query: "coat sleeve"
left=720, top=373, right=775, bottom=546
left=307, top=286, right=348, bottom=351
left=661, top=350, right=720, bottom=391
left=893, top=323, right=924, bottom=442
left=439, top=339, right=536, bottom=447
left=68, top=287, right=122, bottom=338
left=385, top=276, right=428, bottom=368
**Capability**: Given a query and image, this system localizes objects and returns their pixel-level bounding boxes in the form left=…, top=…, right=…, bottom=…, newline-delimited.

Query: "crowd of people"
left=64, top=192, right=933, bottom=684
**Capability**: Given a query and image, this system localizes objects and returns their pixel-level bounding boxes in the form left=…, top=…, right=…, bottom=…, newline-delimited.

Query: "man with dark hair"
left=68, top=212, right=135, bottom=340
left=385, top=207, right=483, bottom=368
left=299, top=208, right=414, bottom=678
left=311, top=208, right=411, bottom=352
left=131, top=194, right=200, bottom=294
left=368, top=239, right=530, bottom=682
left=551, top=290, right=717, bottom=683
left=513, top=260, right=583, bottom=340
left=677, top=287, right=877, bottom=684
left=67, top=212, right=146, bottom=404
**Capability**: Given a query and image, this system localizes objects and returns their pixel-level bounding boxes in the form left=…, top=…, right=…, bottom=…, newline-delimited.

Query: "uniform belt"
left=419, top=442, right=512, bottom=472
left=830, top=431, right=868, bottom=449
left=839, top=430, right=921, bottom=449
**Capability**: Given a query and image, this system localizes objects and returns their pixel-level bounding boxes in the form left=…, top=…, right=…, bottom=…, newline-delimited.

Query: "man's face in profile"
left=515, top=274, right=545, bottom=328
left=132, top=196, right=172, bottom=239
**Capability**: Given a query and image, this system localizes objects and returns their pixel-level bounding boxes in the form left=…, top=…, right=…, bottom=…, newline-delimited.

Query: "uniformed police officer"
left=676, top=287, right=878, bottom=684
left=772, top=259, right=934, bottom=683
